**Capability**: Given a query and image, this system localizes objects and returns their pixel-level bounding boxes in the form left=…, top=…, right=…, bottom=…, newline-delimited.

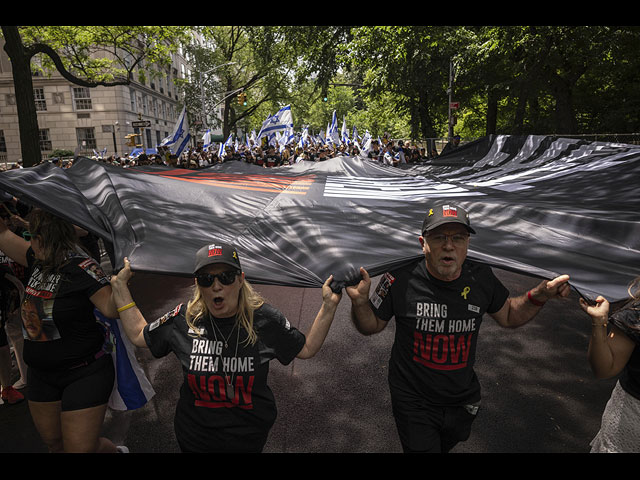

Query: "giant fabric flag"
left=0, top=134, right=638, bottom=303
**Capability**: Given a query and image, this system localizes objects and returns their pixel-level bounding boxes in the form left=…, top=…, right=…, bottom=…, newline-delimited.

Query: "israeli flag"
left=341, top=116, right=350, bottom=145
left=202, top=129, right=212, bottom=152
left=328, top=111, right=340, bottom=145
left=94, top=310, right=155, bottom=411
left=257, top=105, right=294, bottom=140
left=159, top=106, right=191, bottom=156
left=218, top=134, right=233, bottom=158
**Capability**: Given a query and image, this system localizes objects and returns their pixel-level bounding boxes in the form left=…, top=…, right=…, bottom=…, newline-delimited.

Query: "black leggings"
left=27, top=354, right=114, bottom=411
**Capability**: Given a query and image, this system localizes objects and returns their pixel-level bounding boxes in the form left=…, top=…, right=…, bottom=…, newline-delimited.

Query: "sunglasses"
left=195, top=270, right=240, bottom=287
left=22, top=231, right=36, bottom=240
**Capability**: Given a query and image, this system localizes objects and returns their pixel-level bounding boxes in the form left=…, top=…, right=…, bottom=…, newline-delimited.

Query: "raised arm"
left=0, top=217, right=30, bottom=267
left=345, top=267, right=388, bottom=335
left=491, top=274, right=571, bottom=329
left=580, top=296, right=636, bottom=379
left=108, top=257, right=149, bottom=348
left=296, top=275, right=342, bottom=359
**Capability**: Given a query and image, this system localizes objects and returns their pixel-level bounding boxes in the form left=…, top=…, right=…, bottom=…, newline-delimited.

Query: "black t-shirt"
left=372, top=258, right=509, bottom=406
left=610, top=302, right=640, bottom=400
left=22, top=248, right=110, bottom=371
left=143, top=302, right=306, bottom=452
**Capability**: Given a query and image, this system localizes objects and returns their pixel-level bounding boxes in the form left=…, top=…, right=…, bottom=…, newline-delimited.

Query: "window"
left=72, top=87, right=92, bottom=110
left=130, top=88, right=137, bottom=111
left=39, top=129, right=52, bottom=151
left=76, top=127, right=96, bottom=150
left=0, top=130, right=7, bottom=153
left=34, top=88, right=47, bottom=111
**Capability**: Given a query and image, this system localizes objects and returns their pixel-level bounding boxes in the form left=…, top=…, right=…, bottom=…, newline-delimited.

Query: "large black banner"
left=1, top=134, right=638, bottom=302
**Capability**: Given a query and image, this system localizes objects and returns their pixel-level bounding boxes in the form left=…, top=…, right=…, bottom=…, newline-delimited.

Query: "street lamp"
left=199, top=61, right=236, bottom=129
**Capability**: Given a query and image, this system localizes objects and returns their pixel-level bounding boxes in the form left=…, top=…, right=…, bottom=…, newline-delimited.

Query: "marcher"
left=109, top=241, right=342, bottom=453
left=0, top=208, right=123, bottom=453
left=345, top=202, right=571, bottom=453
left=580, top=277, right=640, bottom=453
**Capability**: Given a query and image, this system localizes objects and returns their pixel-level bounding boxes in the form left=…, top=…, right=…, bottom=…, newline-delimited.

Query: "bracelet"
left=117, top=302, right=136, bottom=313
left=592, top=322, right=608, bottom=328
left=527, top=290, right=546, bottom=307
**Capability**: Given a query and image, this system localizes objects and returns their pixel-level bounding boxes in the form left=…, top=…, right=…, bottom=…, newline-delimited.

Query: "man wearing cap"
left=346, top=203, right=570, bottom=453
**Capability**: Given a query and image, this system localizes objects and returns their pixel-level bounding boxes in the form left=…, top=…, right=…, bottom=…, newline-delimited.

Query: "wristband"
left=117, top=302, right=136, bottom=313
left=527, top=290, right=545, bottom=307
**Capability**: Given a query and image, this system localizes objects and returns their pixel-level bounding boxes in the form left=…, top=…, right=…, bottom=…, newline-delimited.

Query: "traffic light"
left=125, top=133, right=141, bottom=147
left=237, top=92, right=247, bottom=106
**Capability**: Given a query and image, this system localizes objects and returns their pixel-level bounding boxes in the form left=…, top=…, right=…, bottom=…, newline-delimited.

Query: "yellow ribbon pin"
left=461, top=286, right=470, bottom=299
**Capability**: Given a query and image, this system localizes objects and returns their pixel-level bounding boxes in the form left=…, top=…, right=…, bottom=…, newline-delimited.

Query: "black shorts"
left=27, top=354, right=114, bottom=411
left=391, top=392, right=479, bottom=453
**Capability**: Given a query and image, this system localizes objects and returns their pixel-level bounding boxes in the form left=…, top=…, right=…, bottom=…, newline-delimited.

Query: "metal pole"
left=448, top=58, right=454, bottom=139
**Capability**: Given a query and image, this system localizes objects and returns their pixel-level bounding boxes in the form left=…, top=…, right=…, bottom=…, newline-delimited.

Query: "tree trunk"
left=2, top=26, right=41, bottom=167
left=551, top=75, right=578, bottom=134
left=486, top=87, right=498, bottom=135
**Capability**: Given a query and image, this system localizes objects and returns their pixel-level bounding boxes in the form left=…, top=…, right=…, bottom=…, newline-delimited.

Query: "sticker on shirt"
left=149, top=303, right=182, bottom=332
left=22, top=267, right=62, bottom=341
left=79, top=258, right=110, bottom=285
left=370, top=272, right=395, bottom=309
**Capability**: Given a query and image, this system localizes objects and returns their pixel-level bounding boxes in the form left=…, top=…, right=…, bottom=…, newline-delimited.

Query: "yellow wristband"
left=117, top=302, right=136, bottom=313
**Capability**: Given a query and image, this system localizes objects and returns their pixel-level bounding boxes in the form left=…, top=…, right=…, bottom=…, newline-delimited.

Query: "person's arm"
left=490, top=274, right=571, bottom=328
left=345, top=267, right=388, bottom=335
left=107, top=257, right=148, bottom=348
left=580, top=296, right=636, bottom=379
left=296, top=275, right=342, bottom=359
left=0, top=217, right=30, bottom=267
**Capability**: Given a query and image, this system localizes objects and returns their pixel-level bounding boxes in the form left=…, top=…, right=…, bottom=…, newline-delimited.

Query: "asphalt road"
left=0, top=264, right=617, bottom=453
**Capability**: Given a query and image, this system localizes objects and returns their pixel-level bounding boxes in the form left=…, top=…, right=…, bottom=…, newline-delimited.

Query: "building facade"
left=0, top=37, right=198, bottom=165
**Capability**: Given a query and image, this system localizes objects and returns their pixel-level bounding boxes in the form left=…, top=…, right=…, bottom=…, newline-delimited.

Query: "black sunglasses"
left=195, top=270, right=240, bottom=287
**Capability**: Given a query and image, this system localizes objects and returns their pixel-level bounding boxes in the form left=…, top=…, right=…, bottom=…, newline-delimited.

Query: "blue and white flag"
left=218, top=134, right=233, bottom=158
left=328, top=111, right=340, bottom=145
left=94, top=310, right=155, bottom=411
left=341, top=116, right=350, bottom=145
left=202, top=129, right=212, bottom=152
left=159, top=106, right=191, bottom=156
left=257, top=105, right=294, bottom=140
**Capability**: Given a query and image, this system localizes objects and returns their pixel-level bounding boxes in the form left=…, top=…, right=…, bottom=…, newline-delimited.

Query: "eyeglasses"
left=195, top=270, right=239, bottom=287
left=22, top=231, right=36, bottom=240
left=426, top=233, right=469, bottom=246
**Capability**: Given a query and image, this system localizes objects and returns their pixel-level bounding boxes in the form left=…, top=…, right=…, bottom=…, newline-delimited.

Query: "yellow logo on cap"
left=428, top=208, right=434, bottom=216
left=233, top=251, right=238, bottom=260
left=461, top=286, right=470, bottom=299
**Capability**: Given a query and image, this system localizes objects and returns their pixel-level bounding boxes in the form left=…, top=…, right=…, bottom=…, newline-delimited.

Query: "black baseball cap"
left=422, top=204, right=476, bottom=235
left=193, top=242, right=242, bottom=274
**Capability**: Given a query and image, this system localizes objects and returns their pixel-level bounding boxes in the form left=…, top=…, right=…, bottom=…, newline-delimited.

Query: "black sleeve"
left=255, top=304, right=306, bottom=365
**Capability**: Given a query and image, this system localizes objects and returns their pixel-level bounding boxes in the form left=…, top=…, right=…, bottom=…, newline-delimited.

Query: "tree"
left=1, top=25, right=192, bottom=166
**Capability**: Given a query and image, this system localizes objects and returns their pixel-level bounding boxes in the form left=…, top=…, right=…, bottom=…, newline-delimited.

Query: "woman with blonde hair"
left=110, top=240, right=342, bottom=453
left=580, top=277, right=640, bottom=452
left=0, top=208, right=123, bottom=453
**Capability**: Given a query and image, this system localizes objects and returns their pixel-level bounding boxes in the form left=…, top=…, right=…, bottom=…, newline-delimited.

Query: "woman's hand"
left=579, top=295, right=609, bottom=324
left=322, top=274, right=342, bottom=308
left=110, top=257, right=134, bottom=295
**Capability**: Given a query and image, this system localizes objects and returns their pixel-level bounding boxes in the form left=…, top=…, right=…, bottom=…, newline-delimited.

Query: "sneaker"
left=12, top=378, right=27, bottom=390
left=1, top=386, right=24, bottom=404
left=116, top=445, right=129, bottom=453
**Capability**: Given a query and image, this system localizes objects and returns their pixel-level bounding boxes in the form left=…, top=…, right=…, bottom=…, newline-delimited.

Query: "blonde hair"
left=185, top=277, right=264, bottom=345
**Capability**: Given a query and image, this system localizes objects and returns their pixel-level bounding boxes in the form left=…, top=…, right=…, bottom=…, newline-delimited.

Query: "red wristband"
left=527, top=290, right=545, bottom=307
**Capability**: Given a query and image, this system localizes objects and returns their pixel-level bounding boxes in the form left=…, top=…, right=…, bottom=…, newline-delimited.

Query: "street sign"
left=450, top=102, right=460, bottom=109
left=132, top=120, right=151, bottom=128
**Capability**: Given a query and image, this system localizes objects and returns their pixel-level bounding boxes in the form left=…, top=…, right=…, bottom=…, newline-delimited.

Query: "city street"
left=0, top=265, right=617, bottom=453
